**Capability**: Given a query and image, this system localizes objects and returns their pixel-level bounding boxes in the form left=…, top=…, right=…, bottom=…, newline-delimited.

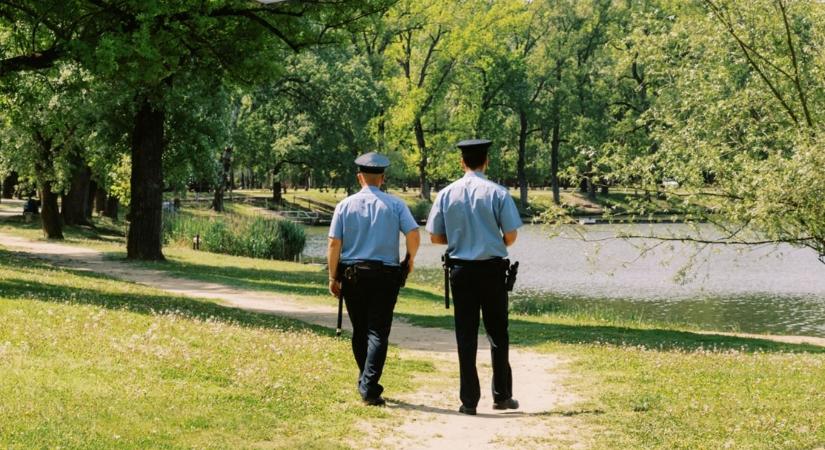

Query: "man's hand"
left=406, top=258, right=415, bottom=274
left=430, top=233, right=448, bottom=245
left=329, top=279, right=342, bottom=297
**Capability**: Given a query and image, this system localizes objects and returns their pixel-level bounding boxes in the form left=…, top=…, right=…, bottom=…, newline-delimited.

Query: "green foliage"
left=163, top=213, right=306, bottom=261
left=409, top=199, right=432, bottom=222
left=3, top=0, right=825, bottom=256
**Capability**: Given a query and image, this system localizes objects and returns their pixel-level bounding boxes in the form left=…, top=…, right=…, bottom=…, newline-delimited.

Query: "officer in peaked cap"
left=327, top=152, right=420, bottom=406
left=426, top=139, right=523, bottom=415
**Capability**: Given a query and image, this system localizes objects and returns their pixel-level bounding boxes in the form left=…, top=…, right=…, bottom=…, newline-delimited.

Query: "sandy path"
left=0, top=199, right=23, bottom=219
left=0, top=232, right=586, bottom=449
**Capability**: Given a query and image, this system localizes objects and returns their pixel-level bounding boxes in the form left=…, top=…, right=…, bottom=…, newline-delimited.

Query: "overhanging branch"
left=0, top=46, right=62, bottom=77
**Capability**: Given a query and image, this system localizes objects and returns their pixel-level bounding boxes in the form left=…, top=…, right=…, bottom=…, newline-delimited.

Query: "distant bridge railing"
left=273, top=210, right=331, bottom=225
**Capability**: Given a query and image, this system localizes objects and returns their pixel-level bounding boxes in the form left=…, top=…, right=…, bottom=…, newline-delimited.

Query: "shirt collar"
left=463, top=170, right=487, bottom=180
left=360, top=185, right=382, bottom=193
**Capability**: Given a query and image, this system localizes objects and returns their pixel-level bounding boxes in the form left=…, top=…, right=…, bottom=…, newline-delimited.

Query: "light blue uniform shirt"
left=426, top=171, right=523, bottom=261
left=329, top=186, right=419, bottom=266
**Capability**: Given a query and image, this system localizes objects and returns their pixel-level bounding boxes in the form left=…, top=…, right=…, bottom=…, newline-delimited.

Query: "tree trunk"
left=517, top=109, right=529, bottom=209
left=585, top=159, right=597, bottom=202
left=62, top=159, right=92, bottom=226
left=550, top=119, right=561, bottom=205
left=550, top=60, right=563, bottom=206
left=272, top=180, right=282, bottom=205
left=211, top=146, right=232, bottom=212
left=39, top=182, right=63, bottom=239
left=414, top=118, right=430, bottom=201
left=212, top=187, right=224, bottom=212
left=104, top=195, right=119, bottom=220
left=87, top=180, right=96, bottom=220
left=94, top=187, right=107, bottom=215
left=127, top=97, right=165, bottom=261
left=2, top=171, right=17, bottom=199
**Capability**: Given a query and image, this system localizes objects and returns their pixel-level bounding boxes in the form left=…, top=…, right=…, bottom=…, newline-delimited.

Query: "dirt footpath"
left=0, top=233, right=589, bottom=449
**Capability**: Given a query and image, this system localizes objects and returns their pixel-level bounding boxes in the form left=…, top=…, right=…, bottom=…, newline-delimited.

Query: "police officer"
left=327, top=152, right=420, bottom=406
left=426, top=139, right=522, bottom=415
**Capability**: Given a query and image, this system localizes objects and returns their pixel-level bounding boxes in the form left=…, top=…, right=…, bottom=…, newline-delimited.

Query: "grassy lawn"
left=92, top=243, right=825, bottom=448
left=0, top=214, right=126, bottom=252
left=0, top=201, right=19, bottom=212
left=119, top=248, right=825, bottom=449
left=2, top=217, right=825, bottom=448
left=0, top=248, right=434, bottom=449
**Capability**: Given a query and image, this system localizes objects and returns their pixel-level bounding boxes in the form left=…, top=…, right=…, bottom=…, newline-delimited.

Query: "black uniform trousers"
left=450, top=260, right=513, bottom=408
left=342, top=268, right=401, bottom=400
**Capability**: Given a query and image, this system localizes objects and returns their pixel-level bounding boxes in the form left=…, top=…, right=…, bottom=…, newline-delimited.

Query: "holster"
left=444, top=256, right=519, bottom=299
left=504, top=260, right=519, bottom=292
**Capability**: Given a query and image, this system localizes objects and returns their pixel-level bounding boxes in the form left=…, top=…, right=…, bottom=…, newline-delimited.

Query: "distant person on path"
left=23, top=197, right=39, bottom=214
left=327, top=152, right=420, bottom=406
left=426, top=139, right=522, bottom=416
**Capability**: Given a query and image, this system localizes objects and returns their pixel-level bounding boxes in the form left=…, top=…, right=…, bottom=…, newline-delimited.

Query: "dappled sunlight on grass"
left=0, top=249, right=434, bottom=448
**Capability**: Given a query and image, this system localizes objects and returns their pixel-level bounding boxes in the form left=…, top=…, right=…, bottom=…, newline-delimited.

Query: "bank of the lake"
left=302, top=223, right=825, bottom=337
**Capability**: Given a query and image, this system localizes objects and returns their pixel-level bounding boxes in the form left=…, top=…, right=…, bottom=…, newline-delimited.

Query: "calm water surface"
left=303, top=224, right=825, bottom=336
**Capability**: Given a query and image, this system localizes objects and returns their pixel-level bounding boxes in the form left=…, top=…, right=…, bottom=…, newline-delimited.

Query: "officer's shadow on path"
left=386, top=398, right=605, bottom=419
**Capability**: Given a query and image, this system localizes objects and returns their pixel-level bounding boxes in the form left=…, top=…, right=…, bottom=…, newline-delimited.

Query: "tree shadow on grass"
left=2, top=216, right=125, bottom=242
left=123, top=254, right=445, bottom=302
left=396, top=312, right=825, bottom=354
left=121, top=256, right=332, bottom=298
left=6, top=249, right=823, bottom=355
left=0, top=271, right=337, bottom=339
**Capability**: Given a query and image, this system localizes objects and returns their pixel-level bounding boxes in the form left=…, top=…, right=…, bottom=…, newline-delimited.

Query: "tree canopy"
left=1, top=0, right=824, bottom=260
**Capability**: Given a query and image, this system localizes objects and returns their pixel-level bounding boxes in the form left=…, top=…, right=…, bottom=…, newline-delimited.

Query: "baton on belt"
left=336, top=289, right=344, bottom=336
left=442, top=252, right=451, bottom=309
left=400, top=253, right=411, bottom=288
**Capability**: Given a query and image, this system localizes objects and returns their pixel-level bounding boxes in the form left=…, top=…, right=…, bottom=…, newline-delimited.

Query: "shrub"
left=409, top=199, right=432, bottom=222
left=163, top=213, right=306, bottom=261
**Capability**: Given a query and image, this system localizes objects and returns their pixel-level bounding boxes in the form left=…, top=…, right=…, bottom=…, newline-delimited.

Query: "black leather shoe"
left=363, top=396, right=386, bottom=406
left=492, top=398, right=519, bottom=410
left=458, top=405, right=477, bottom=415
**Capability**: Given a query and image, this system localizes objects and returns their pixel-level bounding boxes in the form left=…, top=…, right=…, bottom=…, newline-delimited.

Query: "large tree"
left=385, top=0, right=462, bottom=200
left=1, top=0, right=392, bottom=260
left=604, top=0, right=825, bottom=258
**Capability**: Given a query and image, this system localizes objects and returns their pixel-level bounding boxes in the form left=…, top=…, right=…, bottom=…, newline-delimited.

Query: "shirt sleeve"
left=398, top=202, right=419, bottom=234
left=498, top=191, right=523, bottom=233
left=328, top=203, right=344, bottom=239
left=425, top=192, right=446, bottom=235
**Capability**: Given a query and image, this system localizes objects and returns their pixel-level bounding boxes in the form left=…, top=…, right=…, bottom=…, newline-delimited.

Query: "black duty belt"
left=339, top=261, right=401, bottom=282
left=335, top=261, right=404, bottom=337
left=442, top=253, right=520, bottom=309
left=446, top=257, right=506, bottom=268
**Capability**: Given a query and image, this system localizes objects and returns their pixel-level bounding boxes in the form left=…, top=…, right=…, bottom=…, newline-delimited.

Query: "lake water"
left=303, top=224, right=825, bottom=337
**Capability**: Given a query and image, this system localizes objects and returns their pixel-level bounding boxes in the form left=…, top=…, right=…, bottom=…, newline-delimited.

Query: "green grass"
left=563, top=343, right=825, bottom=449
left=0, top=248, right=434, bottom=449
left=3, top=218, right=825, bottom=448
left=0, top=202, right=18, bottom=212
left=112, top=248, right=825, bottom=449
left=0, top=214, right=126, bottom=251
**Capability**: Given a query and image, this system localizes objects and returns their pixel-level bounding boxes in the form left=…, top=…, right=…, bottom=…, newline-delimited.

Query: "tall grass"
left=163, top=213, right=306, bottom=261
